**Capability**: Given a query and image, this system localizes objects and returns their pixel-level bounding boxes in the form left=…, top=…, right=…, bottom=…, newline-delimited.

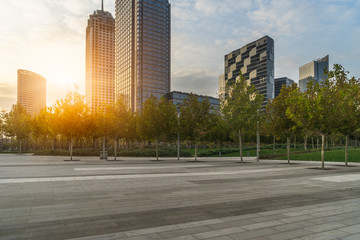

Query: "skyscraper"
left=218, top=74, right=225, bottom=102
left=86, top=0, right=115, bottom=112
left=224, top=36, right=275, bottom=106
left=299, top=55, right=329, bottom=93
left=274, top=77, right=295, bottom=98
left=17, top=69, right=46, bottom=116
left=115, top=0, right=171, bottom=112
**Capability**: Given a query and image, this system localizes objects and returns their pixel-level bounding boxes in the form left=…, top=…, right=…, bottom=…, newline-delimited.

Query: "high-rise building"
left=17, top=69, right=46, bottom=116
left=115, top=0, right=171, bottom=112
left=86, top=0, right=115, bottom=112
left=218, top=74, right=225, bottom=102
left=274, top=77, right=295, bottom=98
left=299, top=55, right=329, bottom=93
left=224, top=36, right=275, bottom=106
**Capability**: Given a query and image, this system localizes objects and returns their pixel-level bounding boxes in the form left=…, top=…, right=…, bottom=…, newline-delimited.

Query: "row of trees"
left=1, top=64, right=359, bottom=168
left=265, top=64, right=360, bottom=169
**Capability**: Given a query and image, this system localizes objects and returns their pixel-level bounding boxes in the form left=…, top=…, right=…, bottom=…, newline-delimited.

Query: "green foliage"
left=266, top=84, right=298, bottom=137
left=180, top=94, right=215, bottom=142
left=137, top=96, right=177, bottom=142
left=2, top=104, right=31, bottom=140
left=53, top=92, right=89, bottom=140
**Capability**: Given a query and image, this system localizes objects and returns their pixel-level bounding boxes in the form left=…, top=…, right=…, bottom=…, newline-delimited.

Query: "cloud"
left=172, top=69, right=220, bottom=97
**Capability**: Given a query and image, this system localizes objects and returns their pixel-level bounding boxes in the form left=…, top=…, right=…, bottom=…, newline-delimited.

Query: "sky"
left=0, top=0, right=359, bottom=110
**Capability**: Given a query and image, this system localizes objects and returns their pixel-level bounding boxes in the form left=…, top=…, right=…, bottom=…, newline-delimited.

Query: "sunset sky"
left=0, top=0, right=359, bottom=110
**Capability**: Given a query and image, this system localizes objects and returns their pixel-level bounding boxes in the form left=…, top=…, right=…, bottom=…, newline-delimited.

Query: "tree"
left=222, top=74, right=263, bottom=163
left=105, top=97, right=134, bottom=160
left=137, top=96, right=177, bottom=160
left=180, top=94, right=214, bottom=162
left=266, top=84, right=298, bottom=164
left=53, top=92, right=89, bottom=160
left=208, top=111, right=230, bottom=157
left=330, top=64, right=360, bottom=166
left=287, top=75, right=338, bottom=170
left=31, top=107, right=58, bottom=150
left=3, top=104, right=31, bottom=154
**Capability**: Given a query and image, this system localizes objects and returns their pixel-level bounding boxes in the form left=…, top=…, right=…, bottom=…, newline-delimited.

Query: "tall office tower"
left=115, top=0, right=171, bottom=112
left=17, top=69, right=46, bottom=116
left=224, top=36, right=275, bottom=106
left=299, top=55, right=329, bottom=93
left=218, top=74, right=225, bottom=102
left=86, top=0, right=115, bottom=112
left=274, top=77, right=295, bottom=98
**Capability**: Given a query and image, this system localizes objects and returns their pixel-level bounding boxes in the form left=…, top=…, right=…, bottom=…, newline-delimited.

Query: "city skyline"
left=0, top=0, right=359, bottom=110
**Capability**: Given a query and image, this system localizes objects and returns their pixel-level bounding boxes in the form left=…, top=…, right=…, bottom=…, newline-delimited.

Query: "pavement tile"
left=298, top=229, right=349, bottom=240
left=340, top=224, right=360, bottom=234
left=304, top=222, right=346, bottom=233
left=193, top=226, right=244, bottom=239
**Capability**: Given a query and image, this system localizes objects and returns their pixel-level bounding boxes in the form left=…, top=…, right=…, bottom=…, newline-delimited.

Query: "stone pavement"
left=1, top=154, right=360, bottom=239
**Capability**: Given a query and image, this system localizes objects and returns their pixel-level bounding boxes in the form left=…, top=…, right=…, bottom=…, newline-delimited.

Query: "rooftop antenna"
left=101, top=0, right=104, bottom=11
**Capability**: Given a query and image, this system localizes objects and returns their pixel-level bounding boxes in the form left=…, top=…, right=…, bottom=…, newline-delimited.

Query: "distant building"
left=299, top=55, right=329, bottom=92
left=17, top=69, right=46, bottom=116
left=274, top=77, right=295, bottom=98
left=86, top=1, right=115, bottom=112
left=115, top=0, right=171, bottom=112
left=165, top=91, right=220, bottom=111
left=218, top=74, right=225, bottom=102
left=224, top=35, right=275, bottom=106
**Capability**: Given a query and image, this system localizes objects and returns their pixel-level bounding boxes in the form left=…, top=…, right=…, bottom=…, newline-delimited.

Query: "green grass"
left=215, top=147, right=309, bottom=158
left=276, top=148, right=360, bottom=162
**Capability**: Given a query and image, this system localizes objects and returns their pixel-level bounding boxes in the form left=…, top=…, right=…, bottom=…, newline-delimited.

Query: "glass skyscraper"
left=115, top=0, right=171, bottom=112
left=299, top=55, right=329, bottom=93
left=224, top=36, right=275, bottom=106
left=274, top=77, right=294, bottom=98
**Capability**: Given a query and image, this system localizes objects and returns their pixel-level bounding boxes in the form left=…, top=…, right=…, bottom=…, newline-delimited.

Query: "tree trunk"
left=177, top=130, right=180, bottom=160
left=311, top=137, right=314, bottom=149
left=256, top=121, right=260, bottom=162
left=321, top=134, right=325, bottom=170
left=317, top=137, right=319, bottom=150
left=326, top=136, right=329, bottom=149
left=218, top=140, right=221, bottom=157
left=155, top=139, right=159, bottom=161
left=294, top=136, right=297, bottom=149
left=195, top=142, right=198, bottom=162
left=345, top=135, right=349, bottom=167
left=19, top=139, right=22, bottom=155
left=273, top=136, right=276, bottom=155
left=70, top=137, right=73, bottom=161
left=52, top=138, right=55, bottom=151
left=102, top=137, right=106, bottom=160
left=287, top=136, right=290, bottom=164
left=114, top=139, right=117, bottom=161
left=239, top=129, right=243, bottom=163
left=304, top=135, right=307, bottom=151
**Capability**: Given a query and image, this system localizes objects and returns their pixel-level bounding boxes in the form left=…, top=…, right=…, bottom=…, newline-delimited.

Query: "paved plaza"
left=1, top=155, right=360, bottom=240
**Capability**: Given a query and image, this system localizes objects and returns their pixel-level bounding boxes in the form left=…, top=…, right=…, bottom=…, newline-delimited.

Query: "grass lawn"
left=215, top=147, right=309, bottom=158
left=275, top=148, right=360, bottom=163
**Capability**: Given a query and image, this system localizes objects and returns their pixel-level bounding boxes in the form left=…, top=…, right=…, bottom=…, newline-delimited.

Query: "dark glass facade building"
left=274, top=77, right=294, bottom=98
left=224, top=36, right=275, bottom=106
left=115, top=0, right=171, bottom=112
left=299, top=55, right=329, bottom=93
left=165, top=91, right=220, bottom=111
